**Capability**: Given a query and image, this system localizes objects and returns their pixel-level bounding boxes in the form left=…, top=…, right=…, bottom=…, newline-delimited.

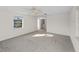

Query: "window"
left=14, top=16, right=23, bottom=28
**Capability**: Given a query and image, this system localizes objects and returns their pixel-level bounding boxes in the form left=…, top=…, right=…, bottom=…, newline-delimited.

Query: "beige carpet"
left=0, top=31, right=75, bottom=52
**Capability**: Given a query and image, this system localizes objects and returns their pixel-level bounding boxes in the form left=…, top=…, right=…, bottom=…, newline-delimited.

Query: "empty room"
left=0, top=6, right=79, bottom=52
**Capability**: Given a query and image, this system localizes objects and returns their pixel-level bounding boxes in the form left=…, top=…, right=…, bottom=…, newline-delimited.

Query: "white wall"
left=47, top=13, right=70, bottom=36
left=0, top=7, right=71, bottom=41
left=0, top=7, right=37, bottom=41
left=70, top=7, right=79, bottom=52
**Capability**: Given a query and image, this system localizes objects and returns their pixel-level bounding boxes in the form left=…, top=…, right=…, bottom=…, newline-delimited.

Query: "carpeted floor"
left=0, top=31, right=75, bottom=52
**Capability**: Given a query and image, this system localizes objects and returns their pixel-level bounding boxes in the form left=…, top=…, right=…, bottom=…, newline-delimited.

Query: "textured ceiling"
left=34, top=6, right=72, bottom=15
left=0, top=6, right=73, bottom=15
